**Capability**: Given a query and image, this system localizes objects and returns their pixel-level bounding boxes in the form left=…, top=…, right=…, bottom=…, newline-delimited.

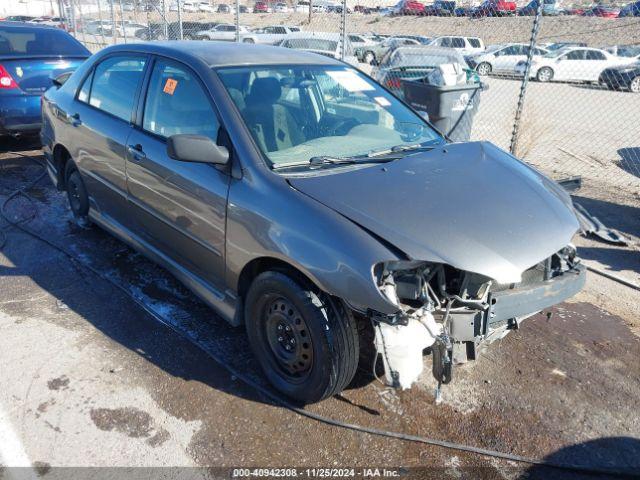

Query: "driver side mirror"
left=167, top=134, right=229, bottom=165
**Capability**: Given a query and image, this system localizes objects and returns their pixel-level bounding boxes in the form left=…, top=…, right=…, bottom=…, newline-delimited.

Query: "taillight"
left=386, top=78, right=402, bottom=89
left=0, top=65, right=18, bottom=89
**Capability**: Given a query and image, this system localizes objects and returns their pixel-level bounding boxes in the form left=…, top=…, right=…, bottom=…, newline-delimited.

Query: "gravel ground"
left=0, top=140, right=638, bottom=476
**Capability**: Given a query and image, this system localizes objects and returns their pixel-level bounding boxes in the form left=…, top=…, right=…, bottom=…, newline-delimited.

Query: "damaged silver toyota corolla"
left=42, top=43, right=585, bottom=403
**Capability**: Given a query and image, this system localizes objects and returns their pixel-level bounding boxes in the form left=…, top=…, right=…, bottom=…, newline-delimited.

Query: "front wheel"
left=243, top=38, right=255, bottom=43
left=630, top=76, right=640, bottom=93
left=536, top=67, right=554, bottom=82
left=245, top=271, right=359, bottom=403
left=476, top=62, right=491, bottom=76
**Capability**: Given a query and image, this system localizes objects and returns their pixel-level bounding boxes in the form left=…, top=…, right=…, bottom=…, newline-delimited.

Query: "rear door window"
left=87, top=55, right=147, bottom=122
left=468, top=38, right=481, bottom=48
left=452, top=38, right=465, bottom=48
left=0, top=26, right=88, bottom=56
left=565, top=50, right=586, bottom=60
left=142, top=59, right=219, bottom=139
left=585, top=50, right=606, bottom=60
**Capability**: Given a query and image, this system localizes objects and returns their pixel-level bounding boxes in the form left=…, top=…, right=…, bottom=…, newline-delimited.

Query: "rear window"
left=0, top=27, right=88, bottom=57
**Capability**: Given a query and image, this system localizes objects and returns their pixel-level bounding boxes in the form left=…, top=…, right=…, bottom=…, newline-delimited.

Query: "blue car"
left=619, top=0, right=640, bottom=16
left=0, top=22, right=90, bottom=137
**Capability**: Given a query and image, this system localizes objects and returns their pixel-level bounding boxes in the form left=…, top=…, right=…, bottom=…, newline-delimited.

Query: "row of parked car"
left=182, top=24, right=640, bottom=92
left=359, top=0, right=640, bottom=18
left=347, top=32, right=640, bottom=92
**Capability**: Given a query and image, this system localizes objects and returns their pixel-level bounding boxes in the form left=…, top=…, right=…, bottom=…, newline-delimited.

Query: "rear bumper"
left=449, top=263, right=587, bottom=342
left=0, top=95, right=42, bottom=135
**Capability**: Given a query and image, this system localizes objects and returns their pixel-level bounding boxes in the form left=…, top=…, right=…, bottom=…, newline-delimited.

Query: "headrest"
left=248, top=77, right=282, bottom=105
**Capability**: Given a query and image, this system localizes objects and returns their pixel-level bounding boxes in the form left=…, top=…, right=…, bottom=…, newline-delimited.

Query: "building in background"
left=1, top=0, right=61, bottom=17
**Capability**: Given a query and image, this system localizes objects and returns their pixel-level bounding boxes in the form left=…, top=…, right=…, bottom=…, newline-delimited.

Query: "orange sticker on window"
left=163, top=78, right=178, bottom=95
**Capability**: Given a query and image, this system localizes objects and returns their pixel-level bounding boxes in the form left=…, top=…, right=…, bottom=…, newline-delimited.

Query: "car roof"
left=0, top=21, right=59, bottom=30
left=102, top=41, right=342, bottom=67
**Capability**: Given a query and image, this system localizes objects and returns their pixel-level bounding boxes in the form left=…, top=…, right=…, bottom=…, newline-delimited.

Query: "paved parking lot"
left=0, top=139, right=639, bottom=477
left=471, top=76, right=640, bottom=201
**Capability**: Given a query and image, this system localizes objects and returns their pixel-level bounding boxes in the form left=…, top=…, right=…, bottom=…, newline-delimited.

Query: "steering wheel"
left=326, top=117, right=359, bottom=137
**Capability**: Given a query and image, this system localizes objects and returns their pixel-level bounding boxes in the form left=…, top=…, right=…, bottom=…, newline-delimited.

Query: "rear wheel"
left=536, top=67, right=554, bottom=82
left=245, top=271, right=359, bottom=403
left=65, top=161, right=90, bottom=225
left=243, top=38, right=255, bottom=43
left=630, top=76, right=640, bottom=93
left=476, top=62, right=492, bottom=76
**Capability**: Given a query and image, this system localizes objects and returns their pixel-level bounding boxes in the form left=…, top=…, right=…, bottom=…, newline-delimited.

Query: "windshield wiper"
left=309, top=156, right=360, bottom=166
left=272, top=155, right=400, bottom=171
left=366, top=143, right=437, bottom=158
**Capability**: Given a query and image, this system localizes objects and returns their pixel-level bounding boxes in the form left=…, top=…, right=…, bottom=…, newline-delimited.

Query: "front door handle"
left=68, top=112, right=81, bottom=127
left=127, top=144, right=147, bottom=162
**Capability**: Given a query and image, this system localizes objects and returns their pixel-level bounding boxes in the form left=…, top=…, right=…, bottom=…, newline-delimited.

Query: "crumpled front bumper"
left=449, top=263, right=587, bottom=342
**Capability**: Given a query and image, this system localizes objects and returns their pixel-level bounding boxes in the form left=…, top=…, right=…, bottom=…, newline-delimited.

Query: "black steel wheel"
left=263, top=296, right=314, bottom=380
left=245, top=271, right=359, bottom=403
left=65, top=161, right=90, bottom=221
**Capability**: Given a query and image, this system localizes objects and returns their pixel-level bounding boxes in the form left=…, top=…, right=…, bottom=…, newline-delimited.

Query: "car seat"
left=242, top=77, right=304, bottom=152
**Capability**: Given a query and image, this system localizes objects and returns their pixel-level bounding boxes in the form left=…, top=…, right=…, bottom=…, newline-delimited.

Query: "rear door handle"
left=127, top=144, right=147, bottom=162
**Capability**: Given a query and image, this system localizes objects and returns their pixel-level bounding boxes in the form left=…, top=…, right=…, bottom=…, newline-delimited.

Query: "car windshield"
left=387, top=47, right=468, bottom=68
left=217, top=65, right=443, bottom=168
left=286, top=38, right=338, bottom=52
left=0, top=27, right=89, bottom=57
left=543, top=48, right=568, bottom=58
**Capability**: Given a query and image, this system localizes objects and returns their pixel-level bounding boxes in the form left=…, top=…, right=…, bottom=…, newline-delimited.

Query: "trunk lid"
left=0, top=57, right=87, bottom=95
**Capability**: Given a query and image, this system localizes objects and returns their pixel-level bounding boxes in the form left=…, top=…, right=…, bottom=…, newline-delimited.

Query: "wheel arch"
left=237, top=256, right=317, bottom=302
left=52, top=143, right=72, bottom=189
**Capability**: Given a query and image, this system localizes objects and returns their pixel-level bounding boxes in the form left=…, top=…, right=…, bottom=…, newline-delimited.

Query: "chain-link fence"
left=57, top=0, right=639, bottom=207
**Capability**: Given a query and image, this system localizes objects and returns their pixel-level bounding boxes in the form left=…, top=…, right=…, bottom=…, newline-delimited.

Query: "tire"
left=65, top=161, right=90, bottom=222
left=244, top=271, right=359, bottom=403
left=363, top=51, right=376, bottom=65
left=476, top=62, right=492, bottom=76
left=243, top=38, right=255, bottom=43
left=536, top=67, right=554, bottom=82
left=630, top=76, right=640, bottom=94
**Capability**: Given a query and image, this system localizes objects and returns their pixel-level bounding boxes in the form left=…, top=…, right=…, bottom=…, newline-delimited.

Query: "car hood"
left=288, top=142, right=579, bottom=283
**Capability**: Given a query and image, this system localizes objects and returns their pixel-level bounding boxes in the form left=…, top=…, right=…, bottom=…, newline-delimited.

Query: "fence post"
left=509, top=2, right=543, bottom=156
left=73, top=0, right=87, bottom=44
left=162, top=0, right=168, bottom=40
left=109, top=0, right=116, bottom=44
left=308, top=0, right=312, bottom=24
left=68, top=0, right=78, bottom=40
left=95, top=0, right=108, bottom=47
left=340, top=0, right=347, bottom=61
left=235, top=0, right=240, bottom=42
left=119, top=0, right=128, bottom=43
left=177, top=0, right=184, bottom=40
